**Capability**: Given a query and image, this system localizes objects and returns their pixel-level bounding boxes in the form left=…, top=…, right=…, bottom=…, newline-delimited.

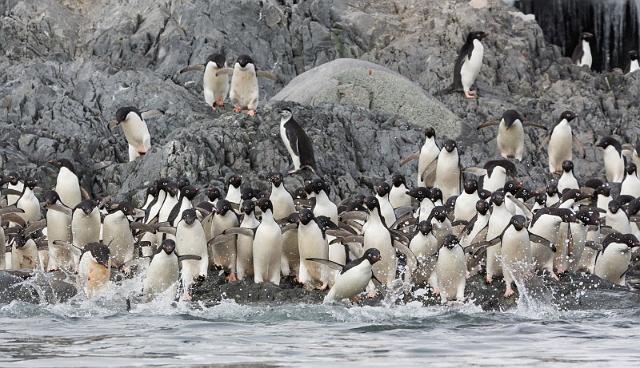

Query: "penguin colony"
left=2, top=32, right=640, bottom=306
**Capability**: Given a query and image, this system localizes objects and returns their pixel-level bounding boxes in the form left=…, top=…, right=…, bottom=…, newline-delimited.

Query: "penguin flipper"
left=340, top=211, right=368, bottom=222
left=420, top=159, right=438, bottom=185
left=331, top=235, right=363, bottom=245
left=306, top=257, right=344, bottom=271
left=393, top=239, right=417, bottom=280
left=476, top=120, right=499, bottom=130
left=256, top=70, right=278, bottom=81
left=80, top=187, right=91, bottom=200
left=178, top=255, right=202, bottom=262
left=528, top=233, right=556, bottom=252
left=463, top=167, right=488, bottom=177
left=208, top=234, right=237, bottom=247
left=222, top=227, right=255, bottom=237
left=157, top=226, right=177, bottom=235
left=0, top=205, right=24, bottom=215
left=215, top=68, right=234, bottom=77
left=1, top=188, right=22, bottom=196
left=141, top=109, right=164, bottom=120
left=2, top=213, right=26, bottom=227
left=325, top=228, right=355, bottom=238
left=23, top=219, right=47, bottom=237
left=343, top=220, right=363, bottom=233
left=399, top=151, right=419, bottom=166
left=389, top=229, right=410, bottom=246
left=391, top=213, right=417, bottom=230
left=337, top=222, right=357, bottom=235
left=281, top=223, right=299, bottom=233
left=525, top=122, right=548, bottom=131
left=178, top=64, right=205, bottom=74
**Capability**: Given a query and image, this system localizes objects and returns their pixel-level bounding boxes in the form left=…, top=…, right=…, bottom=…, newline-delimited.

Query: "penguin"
left=374, top=182, right=396, bottom=227
left=216, top=55, right=277, bottom=116
left=528, top=207, right=575, bottom=280
left=545, top=180, right=560, bottom=207
left=297, top=209, right=331, bottom=289
left=1, top=172, right=24, bottom=206
left=102, top=202, right=136, bottom=270
left=605, top=200, right=632, bottom=235
left=252, top=198, right=282, bottom=284
left=473, top=159, right=516, bottom=192
left=557, top=160, right=580, bottom=193
left=48, top=159, right=82, bottom=207
left=594, top=183, right=612, bottom=214
left=42, top=190, right=73, bottom=272
left=9, top=232, right=42, bottom=270
left=477, top=110, right=547, bottom=161
left=434, top=139, right=461, bottom=201
left=268, top=172, right=299, bottom=277
left=362, top=196, right=397, bottom=286
left=408, top=187, right=434, bottom=223
left=409, top=221, right=439, bottom=287
left=143, top=239, right=180, bottom=301
left=625, top=50, right=639, bottom=75
left=109, top=107, right=157, bottom=162
left=167, top=184, right=198, bottom=231
left=389, top=173, right=412, bottom=208
left=179, top=52, right=229, bottom=109
left=401, top=127, right=440, bottom=187
left=157, top=180, right=180, bottom=228
left=484, top=191, right=511, bottom=283
left=310, top=179, right=339, bottom=224
left=566, top=208, right=597, bottom=273
left=597, top=136, right=625, bottom=183
left=460, top=200, right=491, bottom=250
left=594, top=233, right=640, bottom=286
left=433, top=234, right=466, bottom=302
left=450, top=31, right=487, bottom=99
left=225, top=175, right=242, bottom=208
left=499, top=215, right=533, bottom=297
left=311, top=248, right=381, bottom=303
left=621, top=163, right=640, bottom=197
left=209, top=199, right=239, bottom=280
left=201, top=186, right=222, bottom=243
left=548, top=111, right=579, bottom=174
left=173, top=209, right=208, bottom=300
left=278, top=108, right=316, bottom=174
left=77, top=242, right=110, bottom=298
left=71, top=200, right=101, bottom=250
left=15, top=177, right=41, bottom=224
left=571, top=32, right=594, bottom=68
left=236, top=200, right=259, bottom=280
left=144, top=178, right=168, bottom=224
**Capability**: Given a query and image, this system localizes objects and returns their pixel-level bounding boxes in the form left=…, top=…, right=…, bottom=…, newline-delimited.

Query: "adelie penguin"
left=557, top=160, right=580, bottom=193
left=477, top=109, right=547, bottom=161
left=444, top=31, right=487, bottom=99
left=400, top=127, right=439, bottom=187
left=594, top=233, right=640, bottom=286
left=179, top=52, right=229, bottom=110
left=433, top=234, right=467, bottom=303
left=216, top=55, right=278, bottom=116
left=1, top=172, right=24, bottom=206
left=77, top=242, right=111, bottom=298
left=48, top=159, right=82, bottom=208
left=434, top=139, right=461, bottom=201
left=278, top=108, right=316, bottom=174
left=389, top=173, right=412, bottom=209
left=625, top=50, right=639, bottom=75
left=548, top=111, right=584, bottom=174
left=109, top=107, right=162, bottom=162
left=597, top=136, right=625, bottom=183
left=571, top=32, right=594, bottom=69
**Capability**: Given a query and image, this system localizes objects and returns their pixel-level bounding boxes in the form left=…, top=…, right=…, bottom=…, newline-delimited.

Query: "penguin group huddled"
left=2, top=30, right=640, bottom=307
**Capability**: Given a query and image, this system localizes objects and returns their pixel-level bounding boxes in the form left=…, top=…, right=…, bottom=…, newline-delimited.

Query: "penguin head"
left=621, top=234, right=640, bottom=248
left=177, top=176, right=191, bottom=190
left=534, top=192, right=546, bottom=205
left=580, top=32, right=594, bottom=40
left=182, top=208, right=198, bottom=225
left=304, top=179, right=315, bottom=196
left=312, top=179, right=328, bottom=195
left=561, top=160, right=574, bottom=173
left=478, top=189, right=492, bottom=200
left=158, top=177, right=171, bottom=191
left=48, top=158, right=75, bottom=173
left=596, top=136, right=622, bottom=153
left=164, top=181, right=179, bottom=197
left=181, top=185, right=200, bottom=200
left=43, top=190, right=60, bottom=206
left=608, top=200, right=621, bottom=214
left=424, top=127, right=436, bottom=139
left=491, top=191, right=505, bottom=206
left=429, top=187, right=443, bottom=203
left=346, top=194, right=367, bottom=212
left=445, top=196, right=457, bottom=213
left=115, top=202, right=135, bottom=216
left=76, top=199, right=96, bottom=215
left=115, top=106, right=141, bottom=124
left=228, top=175, right=242, bottom=189
left=546, top=180, right=559, bottom=196
left=241, top=200, right=255, bottom=215
left=391, top=173, right=406, bottom=187
left=298, top=208, right=314, bottom=225
left=558, top=111, right=577, bottom=123
left=257, top=198, right=273, bottom=213
left=363, top=248, right=382, bottom=265
left=242, top=187, right=257, bottom=201
left=1, top=172, right=20, bottom=185
left=467, top=31, right=487, bottom=42
left=146, top=181, right=160, bottom=197
left=476, top=199, right=490, bottom=215
left=515, top=187, right=533, bottom=201
left=206, top=53, right=226, bottom=69
left=618, top=195, right=635, bottom=206
left=595, top=184, right=611, bottom=197
left=364, top=196, right=380, bottom=211
left=547, top=208, right=577, bottom=223
left=417, top=220, right=432, bottom=235
left=463, top=178, right=478, bottom=194
left=503, top=180, right=523, bottom=195
left=161, top=239, right=176, bottom=255
left=484, top=159, right=516, bottom=177
left=561, top=189, right=588, bottom=204
left=576, top=208, right=600, bottom=226
left=207, top=187, right=221, bottom=202
left=86, top=242, right=110, bottom=268
left=625, top=163, right=637, bottom=175
left=292, top=187, right=308, bottom=200
left=407, top=187, right=429, bottom=202
left=278, top=108, right=293, bottom=121
left=502, top=110, right=523, bottom=129
left=629, top=50, right=638, bottom=61
left=24, top=177, right=38, bottom=190
left=236, top=55, right=254, bottom=69
left=268, top=172, right=283, bottom=187
left=374, top=182, right=391, bottom=197
left=216, top=200, right=233, bottom=216
left=443, top=139, right=457, bottom=153
left=510, top=215, right=527, bottom=231
left=431, top=206, right=448, bottom=223
left=443, top=234, right=460, bottom=249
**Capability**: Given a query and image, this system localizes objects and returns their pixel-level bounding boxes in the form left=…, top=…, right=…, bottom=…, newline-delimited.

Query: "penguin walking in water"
left=143, top=239, right=180, bottom=302
left=434, top=139, right=461, bottom=201
left=401, top=127, right=439, bottom=187
left=362, top=196, right=397, bottom=286
left=102, top=202, right=137, bottom=271
left=9, top=227, right=44, bottom=271
left=477, top=110, right=548, bottom=161
left=557, top=160, right=580, bottom=193
left=1, top=172, right=24, bottom=206
left=48, top=159, right=82, bottom=208
left=172, top=209, right=208, bottom=300
left=571, top=32, right=594, bottom=68
left=433, top=234, right=467, bottom=303
left=548, top=111, right=581, bottom=174
left=109, top=107, right=162, bottom=162
left=216, top=55, right=277, bottom=116
left=389, top=173, right=412, bottom=208
left=307, top=248, right=381, bottom=303
left=594, top=233, right=640, bottom=286
left=179, top=52, right=229, bottom=110
left=528, top=208, right=575, bottom=280
left=252, top=198, right=282, bottom=285
left=42, top=191, right=73, bottom=272
left=499, top=215, right=534, bottom=298
left=409, top=221, right=439, bottom=287
left=621, top=163, right=640, bottom=197
left=71, top=200, right=102, bottom=251
left=445, top=31, right=487, bottom=99
left=597, top=136, right=625, bottom=183
left=77, top=242, right=111, bottom=298
left=625, top=50, right=639, bottom=75
left=278, top=108, right=316, bottom=174
left=297, top=209, right=331, bottom=289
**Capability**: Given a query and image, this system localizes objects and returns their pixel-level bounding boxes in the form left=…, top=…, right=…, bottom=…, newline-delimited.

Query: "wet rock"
left=0, top=270, right=77, bottom=304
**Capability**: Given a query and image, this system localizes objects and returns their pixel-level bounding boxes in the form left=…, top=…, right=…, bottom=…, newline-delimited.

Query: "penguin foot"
left=432, top=287, right=440, bottom=296
left=318, top=282, right=328, bottom=290
left=485, top=275, right=493, bottom=284
left=215, top=98, right=224, bottom=107
left=247, top=109, right=257, bottom=117
left=233, top=105, right=242, bottom=113
left=464, top=91, right=477, bottom=99
left=504, top=288, right=515, bottom=298
left=550, top=272, right=560, bottom=281
left=367, top=291, right=378, bottom=298
left=226, top=272, right=237, bottom=282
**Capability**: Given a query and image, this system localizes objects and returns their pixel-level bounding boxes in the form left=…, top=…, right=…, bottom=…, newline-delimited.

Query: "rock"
left=270, top=58, right=460, bottom=134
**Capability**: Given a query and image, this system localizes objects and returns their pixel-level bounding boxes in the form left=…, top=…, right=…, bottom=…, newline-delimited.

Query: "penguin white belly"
left=175, top=221, right=208, bottom=278
left=325, top=261, right=372, bottom=303
left=363, top=224, right=396, bottom=285
left=77, top=255, right=110, bottom=298
left=143, top=252, right=179, bottom=302
left=252, top=221, right=282, bottom=284
left=102, top=213, right=135, bottom=268
left=485, top=208, right=511, bottom=279
left=203, top=66, right=229, bottom=105
left=501, top=228, right=533, bottom=293
left=594, top=245, right=631, bottom=285
left=460, top=40, right=484, bottom=92
left=389, top=186, right=411, bottom=208
left=271, top=190, right=295, bottom=220
left=579, top=41, right=592, bottom=67
left=225, top=187, right=241, bottom=206
left=145, top=191, right=166, bottom=224
left=603, top=147, right=625, bottom=183
left=597, top=195, right=611, bottom=214
left=328, top=240, right=347, bottom=287
left=56, top=168, right=82, bottom=208
left=454, top=192, right=479, bottom=222
left=558, top=173, right=579, bottom=193
left=621, top=174, right=640, bottom=197
left=230, top=69, right=259, bottom=110
left=17, top=190, right=41, bottom=223
left=497, top=121, right=524, bottom=160
left=460, top=215, right=488, bottom=248
left=11, top=240, right=39, bottom=270
left=281, top=230, right=299, bottom=277
left=377, top=196, right=396, bottom=227
left=629, top=60, right=640, bottom=74
left=530, top=242, right=555, bottom=275
left=434, top=246, right=466, bottom=302
left=210, top=213, right=238, bottom=273
left=72, top=210, right=101, bottom=247
left=548, top=122, right=572, bottom=173
left=46, top=210, right=73, bottom=271
left=416, top=200, right=435, bottom=223
left=7, top=182, right=24, bottom=206
left=434, top=151, right=460, bottom=200
left=553, top=222, right=570, bottom=274
left=410, top=233, right=439, bottom=286
left=158, top=195, right=179, bottom=242
left=313, top=195, right=339, bottom=224
left=236, top=216, right=259, bottom=280
left=122, top=119, right=151, bottom=154
left=482, top=171, right=506, bottom=192
left=418, top=140, right=439, bottom=187
left=297, top=223, right=329, bottom=286
left=606, top=211, right=631, bottom=234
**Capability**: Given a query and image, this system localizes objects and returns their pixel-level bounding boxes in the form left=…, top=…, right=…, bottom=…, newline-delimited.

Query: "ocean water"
left=1, top=277, right=640, bottom=367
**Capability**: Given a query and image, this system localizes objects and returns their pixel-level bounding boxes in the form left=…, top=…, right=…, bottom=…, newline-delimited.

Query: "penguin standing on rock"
left=109, top=107, right=162, bottom=162
left=477, top=109, right=547, bottom=161
left=252, top=198, right=282, bottom=285
left=548, top=111, right=582, bottom=174
left=278, top=108, right=316, bottom=174
left=625, top=50, right=639, bottom=75
left=446, top=31, right=487, bottom=99
left=225, top=175, right=242, bottom=209
left=597, top=136, right=625, bottom=183
left=48, top=159, right=82, bottom=208
left=558, top=160, right=580, bottom=193
left=434, top=139, right=461, bottom=201
left=433, top=234, right=467, bottom=303
left=401, top=127, right=440, bottom=187
left=571, top=32, right=594, bottom=68
left=179, top=52, right=229, bottom=110
left=389, top=173, right=412, bottom=208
